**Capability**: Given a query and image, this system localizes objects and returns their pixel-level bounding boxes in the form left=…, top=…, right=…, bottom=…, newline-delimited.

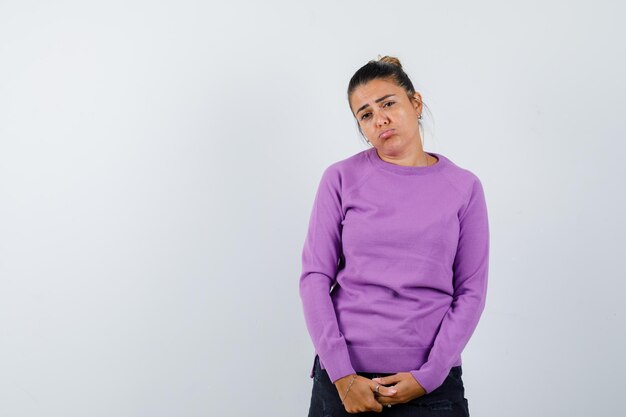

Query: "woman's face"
left=349, top=78, right=423, bottom=155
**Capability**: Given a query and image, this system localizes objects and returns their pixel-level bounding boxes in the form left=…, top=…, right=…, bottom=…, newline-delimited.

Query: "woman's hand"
left=372, top=373, right=427, bottom=406
left=334, top=374, right=398, bottom=413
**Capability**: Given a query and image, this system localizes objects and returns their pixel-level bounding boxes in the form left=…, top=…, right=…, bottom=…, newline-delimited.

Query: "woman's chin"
left=379, top=137, right=406, bottom=154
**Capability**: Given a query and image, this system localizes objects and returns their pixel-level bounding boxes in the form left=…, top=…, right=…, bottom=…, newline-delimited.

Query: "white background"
left=1, top=1, right=624, bottom=416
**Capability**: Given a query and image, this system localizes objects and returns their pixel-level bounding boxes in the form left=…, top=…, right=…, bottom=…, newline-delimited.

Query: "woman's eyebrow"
left=356, top=94, right=396, bottom=114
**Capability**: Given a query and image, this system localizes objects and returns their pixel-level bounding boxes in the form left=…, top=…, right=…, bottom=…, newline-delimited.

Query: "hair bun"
left=377, top=55, right=403, bottom=69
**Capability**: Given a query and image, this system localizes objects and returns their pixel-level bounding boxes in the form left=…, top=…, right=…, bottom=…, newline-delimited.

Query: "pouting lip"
left=378, top=129, right=395, bottom=140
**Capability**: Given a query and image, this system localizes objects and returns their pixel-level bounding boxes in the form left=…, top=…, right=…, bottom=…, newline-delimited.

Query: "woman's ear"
left=411, top=92, right=423, bottom=116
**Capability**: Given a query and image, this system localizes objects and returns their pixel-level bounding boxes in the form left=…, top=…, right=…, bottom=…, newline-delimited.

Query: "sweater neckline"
left=366, top=147, right=447, bottom=176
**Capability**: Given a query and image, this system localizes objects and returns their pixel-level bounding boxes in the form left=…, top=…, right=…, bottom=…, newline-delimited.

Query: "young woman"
left=299, top=56, right=490, bottom=416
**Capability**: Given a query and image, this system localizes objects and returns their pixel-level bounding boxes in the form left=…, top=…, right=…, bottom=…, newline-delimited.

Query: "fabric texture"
left=299, top=147, right=489, bottom=394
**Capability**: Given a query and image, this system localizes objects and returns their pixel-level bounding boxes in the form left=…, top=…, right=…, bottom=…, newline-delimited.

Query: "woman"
left=299, top=56, right=489, bottom=416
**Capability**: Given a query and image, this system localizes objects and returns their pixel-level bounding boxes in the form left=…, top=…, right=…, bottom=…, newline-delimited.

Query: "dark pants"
left=307, top=355, right=470, bottom=417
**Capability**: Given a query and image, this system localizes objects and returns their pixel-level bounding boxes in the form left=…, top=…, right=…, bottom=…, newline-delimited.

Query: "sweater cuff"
left=410, top=366, right=449, bottom=394
left=320, top=346, right=356, bottom=383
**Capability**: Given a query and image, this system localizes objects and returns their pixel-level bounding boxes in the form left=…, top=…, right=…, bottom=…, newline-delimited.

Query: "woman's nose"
left=375, top=111, right=389, bottom=126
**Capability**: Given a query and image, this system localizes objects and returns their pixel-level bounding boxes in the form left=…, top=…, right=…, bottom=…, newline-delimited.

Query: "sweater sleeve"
left=410, top=176, right=490, bottom=393
left=299, top=166, right=356, bottom=383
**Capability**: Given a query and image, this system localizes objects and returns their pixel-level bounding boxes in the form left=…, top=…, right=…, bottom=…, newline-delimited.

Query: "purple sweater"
left=299, top=147, right=490, bottom=394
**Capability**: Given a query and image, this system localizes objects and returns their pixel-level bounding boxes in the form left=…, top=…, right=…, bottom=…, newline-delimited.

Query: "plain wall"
left=1, top=1, right=624, bottom=416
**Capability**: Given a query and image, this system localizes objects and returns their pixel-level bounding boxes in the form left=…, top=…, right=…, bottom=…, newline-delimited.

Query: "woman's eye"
left=383, top=101, right=395, bottom=108
left=360, top=112, right=371, bottom=120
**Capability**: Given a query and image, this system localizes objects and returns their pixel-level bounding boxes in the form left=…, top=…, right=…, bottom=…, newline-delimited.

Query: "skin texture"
left=334, top=375, right=397, bottom=413
left=349, top=77, right=437, bottom=168
left=332, top=78, right=432, bottom=412
left=372, top=374, right=427, bottom=408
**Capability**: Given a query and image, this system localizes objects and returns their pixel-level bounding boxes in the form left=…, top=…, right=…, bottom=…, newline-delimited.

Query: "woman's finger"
left=372, top=373, right=402, bottom=386
left=375, top=395, right=395, bottom=407
left=373, top=382, right=397, bottom=397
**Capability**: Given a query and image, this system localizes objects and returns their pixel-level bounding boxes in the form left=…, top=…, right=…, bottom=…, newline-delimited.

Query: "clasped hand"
left=334, top=372, right=426, bottom=413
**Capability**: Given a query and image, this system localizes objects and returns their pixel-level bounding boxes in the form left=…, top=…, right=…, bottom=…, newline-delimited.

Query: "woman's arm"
left=299, top=165, right=355, bottom=383
left=410, top=176, right=490, bottom=394
left=299, top=166, right=400, bottom=413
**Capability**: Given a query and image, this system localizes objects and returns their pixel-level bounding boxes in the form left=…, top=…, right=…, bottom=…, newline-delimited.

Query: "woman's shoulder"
left=317, top=148, right=375, bottom=195
left=435, top=153, right=486, bottom=198
left=437, top=153, right=481, bottom=178
left=324, top=148, right=372, bottom=172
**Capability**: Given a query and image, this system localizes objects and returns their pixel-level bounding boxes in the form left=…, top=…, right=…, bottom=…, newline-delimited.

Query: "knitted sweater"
left=299, top=147, right=490, bottom=394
